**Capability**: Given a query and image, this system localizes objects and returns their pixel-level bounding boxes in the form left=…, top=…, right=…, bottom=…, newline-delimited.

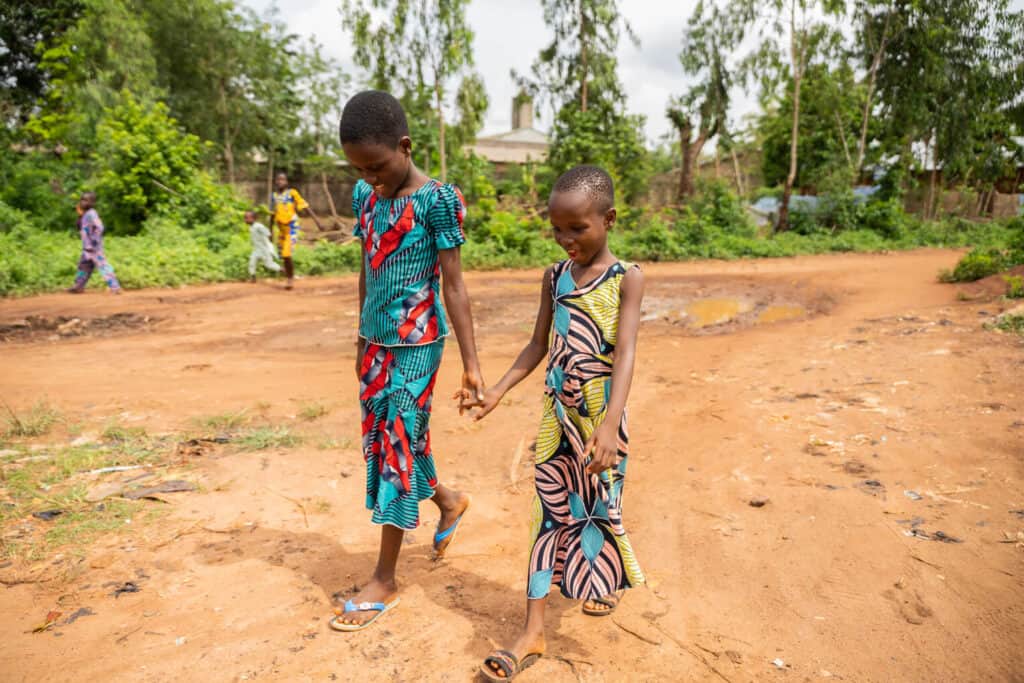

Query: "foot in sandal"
left=431, top=487, right=470, bottom=560
left=329, top=577, right=399, bottom=631
left=480, top=630, right=546, bottom=680
left=582, top=589, right=624, bottom=616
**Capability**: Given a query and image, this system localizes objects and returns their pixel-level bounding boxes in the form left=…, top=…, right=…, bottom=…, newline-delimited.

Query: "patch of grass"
left=194, top=410, right=250, bottom=431
left=989, top=313, right=1024, bottom=334
left=43, top=497, right=146, bottom=552
left=297, top=401, right=331, bottom=422
left=317, top=435, right=354, bottom=450
left=102, top=421, right=148, bottom=443
left=310, top=497, right=332, bottom=514
left=3, top=399, right=60, bottom=438
left=1004, top=275, right=1024, bottom=299
left=235, top=426, right=303, bottom=450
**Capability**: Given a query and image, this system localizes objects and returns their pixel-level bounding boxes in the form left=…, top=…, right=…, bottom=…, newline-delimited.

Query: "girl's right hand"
left=354, top=338, right=366, bottom=380
left=472, top=387, right=504, bottom=421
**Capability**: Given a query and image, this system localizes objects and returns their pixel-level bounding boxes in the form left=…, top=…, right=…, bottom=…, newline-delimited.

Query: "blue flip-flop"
left=329, top=597, right=400, bottom=632
left=432, top=497, right=471, bottom=560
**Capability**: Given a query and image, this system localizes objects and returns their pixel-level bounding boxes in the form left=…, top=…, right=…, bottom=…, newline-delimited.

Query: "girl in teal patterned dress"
left=330, top=90, right=485, bottom=632
left=473, top=165, right=646, bottom=680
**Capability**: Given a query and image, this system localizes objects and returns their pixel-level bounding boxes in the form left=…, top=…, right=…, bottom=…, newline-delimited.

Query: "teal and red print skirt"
left=359, top=340, right=444, bottom=529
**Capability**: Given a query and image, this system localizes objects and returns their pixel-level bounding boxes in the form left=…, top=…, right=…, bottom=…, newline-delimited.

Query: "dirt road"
left=1, top=249, right=1022, bottom=682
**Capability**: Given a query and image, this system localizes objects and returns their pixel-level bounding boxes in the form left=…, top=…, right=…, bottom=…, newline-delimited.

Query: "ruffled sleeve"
left=351, top=180, right=372, bottom=237
left=425, top=183, right=467, bottom=250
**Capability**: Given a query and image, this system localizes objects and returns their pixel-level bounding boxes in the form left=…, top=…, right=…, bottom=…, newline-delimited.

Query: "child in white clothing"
left=246, top=210, right=281, bottom=281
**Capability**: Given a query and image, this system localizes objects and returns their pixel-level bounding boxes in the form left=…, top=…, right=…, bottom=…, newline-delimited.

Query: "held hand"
left=472, top=387, right=504, bottom=421
left=451, top=368, right=485, bottom=416
left=584, top=422, right=620, bottom=474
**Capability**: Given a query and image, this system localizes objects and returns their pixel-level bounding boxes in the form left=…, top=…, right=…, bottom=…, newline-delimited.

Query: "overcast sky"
left=240, top=0, right=1024, bottom=145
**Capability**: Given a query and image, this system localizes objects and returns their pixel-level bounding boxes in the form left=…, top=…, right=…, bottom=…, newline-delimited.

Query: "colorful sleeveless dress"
left=351, top=179, right=467, bottom=530
left=527, top=259, right=645, bottom=600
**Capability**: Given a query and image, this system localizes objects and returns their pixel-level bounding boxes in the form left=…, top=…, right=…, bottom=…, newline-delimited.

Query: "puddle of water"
left=684, top=298, right=753, bottom=328
left=757, top=304, right=807, bottom=324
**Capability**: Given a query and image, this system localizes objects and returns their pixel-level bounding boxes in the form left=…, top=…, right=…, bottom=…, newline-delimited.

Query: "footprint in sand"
left=882, top=584, right=933, bottom=625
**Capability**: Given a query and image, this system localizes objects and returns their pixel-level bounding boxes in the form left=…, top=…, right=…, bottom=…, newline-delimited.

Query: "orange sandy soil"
left=1, top=249, right=1022, bottom=682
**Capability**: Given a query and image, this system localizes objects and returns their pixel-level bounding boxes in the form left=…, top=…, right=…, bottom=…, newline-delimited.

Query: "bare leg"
left=484, top=598, right=548, bottom=678
left=430, top=482, right=470, bottom=556
left=283, top=257, right=294, bottom=289
left=335, top=524, right=403, bottom=627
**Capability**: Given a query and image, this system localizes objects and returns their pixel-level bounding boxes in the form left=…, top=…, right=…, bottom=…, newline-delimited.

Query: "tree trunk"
left=435, top=79, right=447, bottom=182
left=266, top=149, right=274, bottom=206
left=926, top=134, right=938, bottom=220
left=777, top=0, right=802, bottom=234
left=676, top=121, right=709, bottom=202
left=219, top=80, right=235, bottom=185
left=714, top=144, right=721, bottom=179
left=579, top=0, right=588, bottom=113
left=730, top=145, right=745, bottom=196
left=854, top=10, right=891, bottom=181
left=321, top=172, right=338, bottom=225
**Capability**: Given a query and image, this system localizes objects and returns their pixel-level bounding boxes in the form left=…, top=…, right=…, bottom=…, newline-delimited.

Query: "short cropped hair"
left=339, top=90, right=409, bottom=147
left=551, top=165, right=614, bottom=213
left=81, top=191, right=97, bottom=201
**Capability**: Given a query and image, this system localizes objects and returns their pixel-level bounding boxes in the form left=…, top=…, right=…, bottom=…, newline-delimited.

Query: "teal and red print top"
left=352, top=179, right=467, bottom=346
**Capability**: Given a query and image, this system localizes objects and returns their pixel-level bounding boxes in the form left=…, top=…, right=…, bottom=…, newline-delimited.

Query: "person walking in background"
left=270, top=172, right=322, bottom=290
left=245, top=209, right=281, bottom=281
left=68, top=191, right=121, bottom=295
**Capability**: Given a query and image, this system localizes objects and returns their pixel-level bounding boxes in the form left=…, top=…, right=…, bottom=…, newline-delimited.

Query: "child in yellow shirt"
left=270, top=172, right=322, bottom=289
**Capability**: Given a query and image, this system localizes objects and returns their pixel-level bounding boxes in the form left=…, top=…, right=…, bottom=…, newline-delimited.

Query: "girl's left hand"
left=452, top=369, right=485, bottom=416
left=584, top=422, right=619, bottom=474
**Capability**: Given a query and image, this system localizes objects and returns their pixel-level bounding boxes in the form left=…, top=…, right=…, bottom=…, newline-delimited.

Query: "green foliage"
left=1004, top=275, right=1024, bottom=299
left=759, top=63, right=869, bottom=189
left=3, top=400, right=61, bottom=438
left=517, top=0, right=648, bottom=201
left=93, top=93, right=209, bottom=230
left=547, top=106, right=649, bottom=203
left=943, top=248, right=1013, bottom=283
left=989, top=313, right=1024, bottom=334
left=235, top=426, right=303, bottom=450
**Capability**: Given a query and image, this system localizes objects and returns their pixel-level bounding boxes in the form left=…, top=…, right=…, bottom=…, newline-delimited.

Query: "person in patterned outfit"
left=269, top=172, right=322, bottom=289
left=68, top=191, right=121, bottom=294
left=472, top=166, right=646, bottom=680
left=329, top=90, right=484, bottom=632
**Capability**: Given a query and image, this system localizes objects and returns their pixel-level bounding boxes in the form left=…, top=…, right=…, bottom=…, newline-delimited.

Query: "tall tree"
left=870, top=0, right=1024, bottom=215
left=667, top=1, right=734, bottom=201
left=342, top=0, right=484, bottom=181
left=0, top=0, right=83, bottom=126
left=296, top=37, right=351, bottom=226
left=142, top=2, right=301, bottom=184
left=24, top=0, right=160, bottom=153
left=517, top=0, right=648, bottom=201
left=730, top=0, right=843, bottom=231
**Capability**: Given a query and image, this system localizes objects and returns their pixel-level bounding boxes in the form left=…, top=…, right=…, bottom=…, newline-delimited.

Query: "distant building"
left=471, top=94, right=549, bottom=174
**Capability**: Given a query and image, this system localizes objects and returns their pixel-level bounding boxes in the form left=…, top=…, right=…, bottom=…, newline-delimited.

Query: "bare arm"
left=585, top=266, right=644, bottom=473
left=301, top=205, right=323, bottom=229
left=354, top=256, right=366, bottom=377
left=474, top=267, right=554, bottom=420
left=438, top=248, right=483, bottom=411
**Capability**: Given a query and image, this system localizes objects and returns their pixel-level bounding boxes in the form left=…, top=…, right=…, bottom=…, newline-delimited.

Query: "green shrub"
left=944, top=248, right=1010, bottom=282
left=1005, top=275, right=1024, bottom=299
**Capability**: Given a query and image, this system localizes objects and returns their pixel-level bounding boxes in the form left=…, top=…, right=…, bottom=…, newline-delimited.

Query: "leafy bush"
left=1005, top=275, right=1024, bottom=299
left=942, top=248, right=1011, bottom=283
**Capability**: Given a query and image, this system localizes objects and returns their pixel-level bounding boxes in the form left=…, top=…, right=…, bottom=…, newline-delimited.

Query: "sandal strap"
left=483, top=649, right=519, bottom=676
left=591, top=592, right=620, bottom=608
left=343, top=599, right=385, bottom=613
